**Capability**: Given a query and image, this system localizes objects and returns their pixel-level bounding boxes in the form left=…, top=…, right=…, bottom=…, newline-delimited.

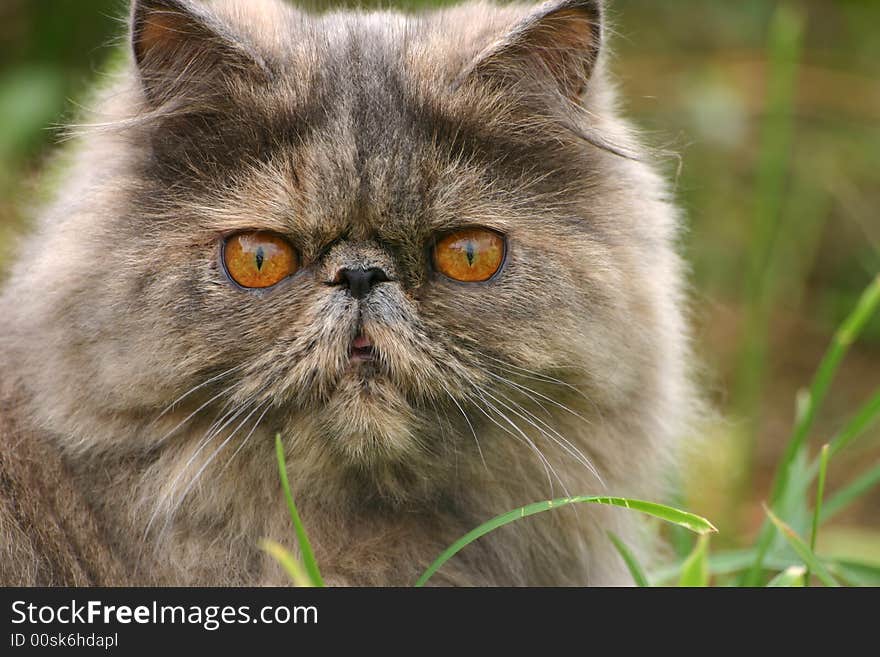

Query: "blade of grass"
left=828, top=559, right=880, bottom=587
left=275, top=433, right=324, bottom=587
left=767, top=565, right=806, bottom=587
left=824, top=387, right=880, bottom=460
left=765, top=507, right=840, bottom=587
left=794, top=386, right=880, bottom=493
left=731, top=4, right=805, bottom=519
left=651, top=549, right=756, bottom=584
left=678, top=534, right=710, bottom=587
left=261, top=539, right=314, bottom=588
left=783, top=387, right=880, bottom=504
left=821, top=461, right=880, bottom=523
left=809, top=446, right=830, bottom=541
left=776, top=445, right=812, bottom=539
left=771, top=274, right=880, bottom=506
left=607, top=531, right=650, bottom=587
left=651, top=550, right=834, bottom=585
left=734, top=4, right=804, bottom=421
left=665, top=471, right=695, bottom=560
left=415, top=496, right=716, bottom=587
left=805, top=444, right=830, bottom=585
left=747, top=273, right=880, bottom=584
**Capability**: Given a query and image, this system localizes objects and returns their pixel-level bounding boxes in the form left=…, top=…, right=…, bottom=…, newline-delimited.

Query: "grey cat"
left=0, top=0, right=695, bottom=586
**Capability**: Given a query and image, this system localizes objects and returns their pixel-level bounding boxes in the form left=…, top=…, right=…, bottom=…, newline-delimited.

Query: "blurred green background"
left=0, top=1, right=878, bottom=565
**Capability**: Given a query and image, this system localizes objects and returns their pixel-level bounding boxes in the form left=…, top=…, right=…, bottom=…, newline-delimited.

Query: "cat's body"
left=0, top=0, right=693, bottom=586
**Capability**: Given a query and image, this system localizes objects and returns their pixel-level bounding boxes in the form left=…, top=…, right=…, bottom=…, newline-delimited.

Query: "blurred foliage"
left=0, top=0, right=877, bottom=559
left=0, top=0, right=120, bottom=170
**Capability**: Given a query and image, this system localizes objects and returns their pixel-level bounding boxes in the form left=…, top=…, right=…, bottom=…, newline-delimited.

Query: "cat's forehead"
left=254, top=5, right=513, bottom=106
left=149, top=3, right=595, bottom=247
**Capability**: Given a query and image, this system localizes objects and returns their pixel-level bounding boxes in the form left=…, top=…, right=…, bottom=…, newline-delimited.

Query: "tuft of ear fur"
left=456, top=0, right=602, bottom=101
left=130, top=0, right=270, bottom=106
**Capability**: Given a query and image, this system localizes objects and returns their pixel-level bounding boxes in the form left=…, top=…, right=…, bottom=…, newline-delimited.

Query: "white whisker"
left=145, top=392, right=253, bottom=538
left=481, top=354, right=590, bottom=398
left=467, top=388, right=568, bottom=498
left=220, top=401, right=272, bottom=474
left=439, top=381, right=487, bottom=472
left=168, top=400, right=269, bottom=527
left=148, top=364, right=243, bottom=427
left=485, top=370, right=592, bottom=425
left=480, top=385, right=604, bottom=488
left=153, top=380, right=243, bottom=447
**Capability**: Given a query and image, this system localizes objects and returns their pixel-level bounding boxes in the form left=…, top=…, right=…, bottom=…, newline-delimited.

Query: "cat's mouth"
left=350, top=333, right=375, bottom=363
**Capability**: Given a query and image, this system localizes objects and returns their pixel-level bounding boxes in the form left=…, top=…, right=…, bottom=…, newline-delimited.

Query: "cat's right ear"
left=454, top=0, right=603, bottom=103
left=130, top=0, right=270, bottom=107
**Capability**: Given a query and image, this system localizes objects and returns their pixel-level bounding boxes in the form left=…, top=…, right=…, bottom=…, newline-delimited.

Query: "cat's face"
left=10, top=0, right=681, bottom=495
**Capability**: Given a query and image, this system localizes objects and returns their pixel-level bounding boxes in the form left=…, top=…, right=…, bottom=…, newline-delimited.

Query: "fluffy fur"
left=0, top=0, right=694, bottom=585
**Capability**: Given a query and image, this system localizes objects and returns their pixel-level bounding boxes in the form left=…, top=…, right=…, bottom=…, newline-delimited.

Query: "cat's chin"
left=314, top=372, right=421, bottom=463
left=343, top=358, right=380, bottom=378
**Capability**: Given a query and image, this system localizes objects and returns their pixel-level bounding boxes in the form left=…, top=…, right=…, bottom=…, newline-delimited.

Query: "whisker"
left=149, top=364, right=243, bottom=427
left=481, top=354, right=610, bottom=424
left=427, top=401, right=456, bottom=475
left=439, top=382, right=488, bottom=472
left=201, top=395, right=249, bottom=447
left=169, top=400, right=269, bottom=525
left=468, top=387, right=569, bottom=498
left=481, top=354, right=590, bottom=397
left=145, top=393, right=254, bottom=538
left=465, top=391, right=555, bottom=494
left=219, top=401, right=272, bottom=474
left=176, top=396, right=258, bottom=478
left=481, top=385, right=604, bottom=488
left=153, top=380, right=243, bottom=447
left=485, top=370, right=592, bottom=425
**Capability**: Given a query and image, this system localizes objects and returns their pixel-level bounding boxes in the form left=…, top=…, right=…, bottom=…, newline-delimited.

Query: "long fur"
left=0, top=0, right=696, bottom=586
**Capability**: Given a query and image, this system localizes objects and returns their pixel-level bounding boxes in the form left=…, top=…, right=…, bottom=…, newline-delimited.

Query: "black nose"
left=334, top=267, right=390, bottom=299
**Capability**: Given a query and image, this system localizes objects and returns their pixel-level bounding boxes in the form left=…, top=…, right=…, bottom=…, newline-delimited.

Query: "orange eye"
left=223, top=232, right=298, bottom=289
left=433, top=228, right=505, bottom=282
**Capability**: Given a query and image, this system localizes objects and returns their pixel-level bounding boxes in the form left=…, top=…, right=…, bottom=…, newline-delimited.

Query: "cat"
left=0, top=0, right=695, bottom=586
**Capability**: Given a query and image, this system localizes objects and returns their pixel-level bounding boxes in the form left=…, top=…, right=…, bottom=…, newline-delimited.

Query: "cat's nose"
left=333, top=267, right=390, bottom=300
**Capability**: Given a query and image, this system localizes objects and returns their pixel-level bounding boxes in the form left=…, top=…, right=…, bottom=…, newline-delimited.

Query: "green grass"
left=677, top=534, right=711, bottom=587
left=765, top=507, right=839, bottom=587
left=415, top=497, right=715, bottom=587
left=607, top=532, right=650, bottom=587
left=745, top=273, right=880, bottom=584
left=805, top=444, right=830, bottom=584
left=766, top=565, right=806, bottom=587
left=272, top=434, right=324, bottom=587
left=733, top=4, right=804, bottom=440
left=265, top=441, right=717, bottom=587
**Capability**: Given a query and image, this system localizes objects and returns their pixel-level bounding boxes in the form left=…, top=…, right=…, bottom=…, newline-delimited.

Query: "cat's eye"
left=223, top=232, right=298, bottom=289
left=433, top=227, right=505, bottom=282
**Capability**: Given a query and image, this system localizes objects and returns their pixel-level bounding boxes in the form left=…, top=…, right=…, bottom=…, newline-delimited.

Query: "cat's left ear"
left=456, top=0, right=602, bottom=101
left=130, top=0, right=270, bottom=106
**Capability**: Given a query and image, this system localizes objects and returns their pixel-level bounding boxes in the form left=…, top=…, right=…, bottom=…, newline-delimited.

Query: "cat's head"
left=5, top=0, right=687, bottom=499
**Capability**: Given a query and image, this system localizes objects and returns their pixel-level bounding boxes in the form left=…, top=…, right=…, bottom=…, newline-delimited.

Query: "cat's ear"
left=456, top=0, right=602, bottom=101
left=130, top=0, right=269, bottom=106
